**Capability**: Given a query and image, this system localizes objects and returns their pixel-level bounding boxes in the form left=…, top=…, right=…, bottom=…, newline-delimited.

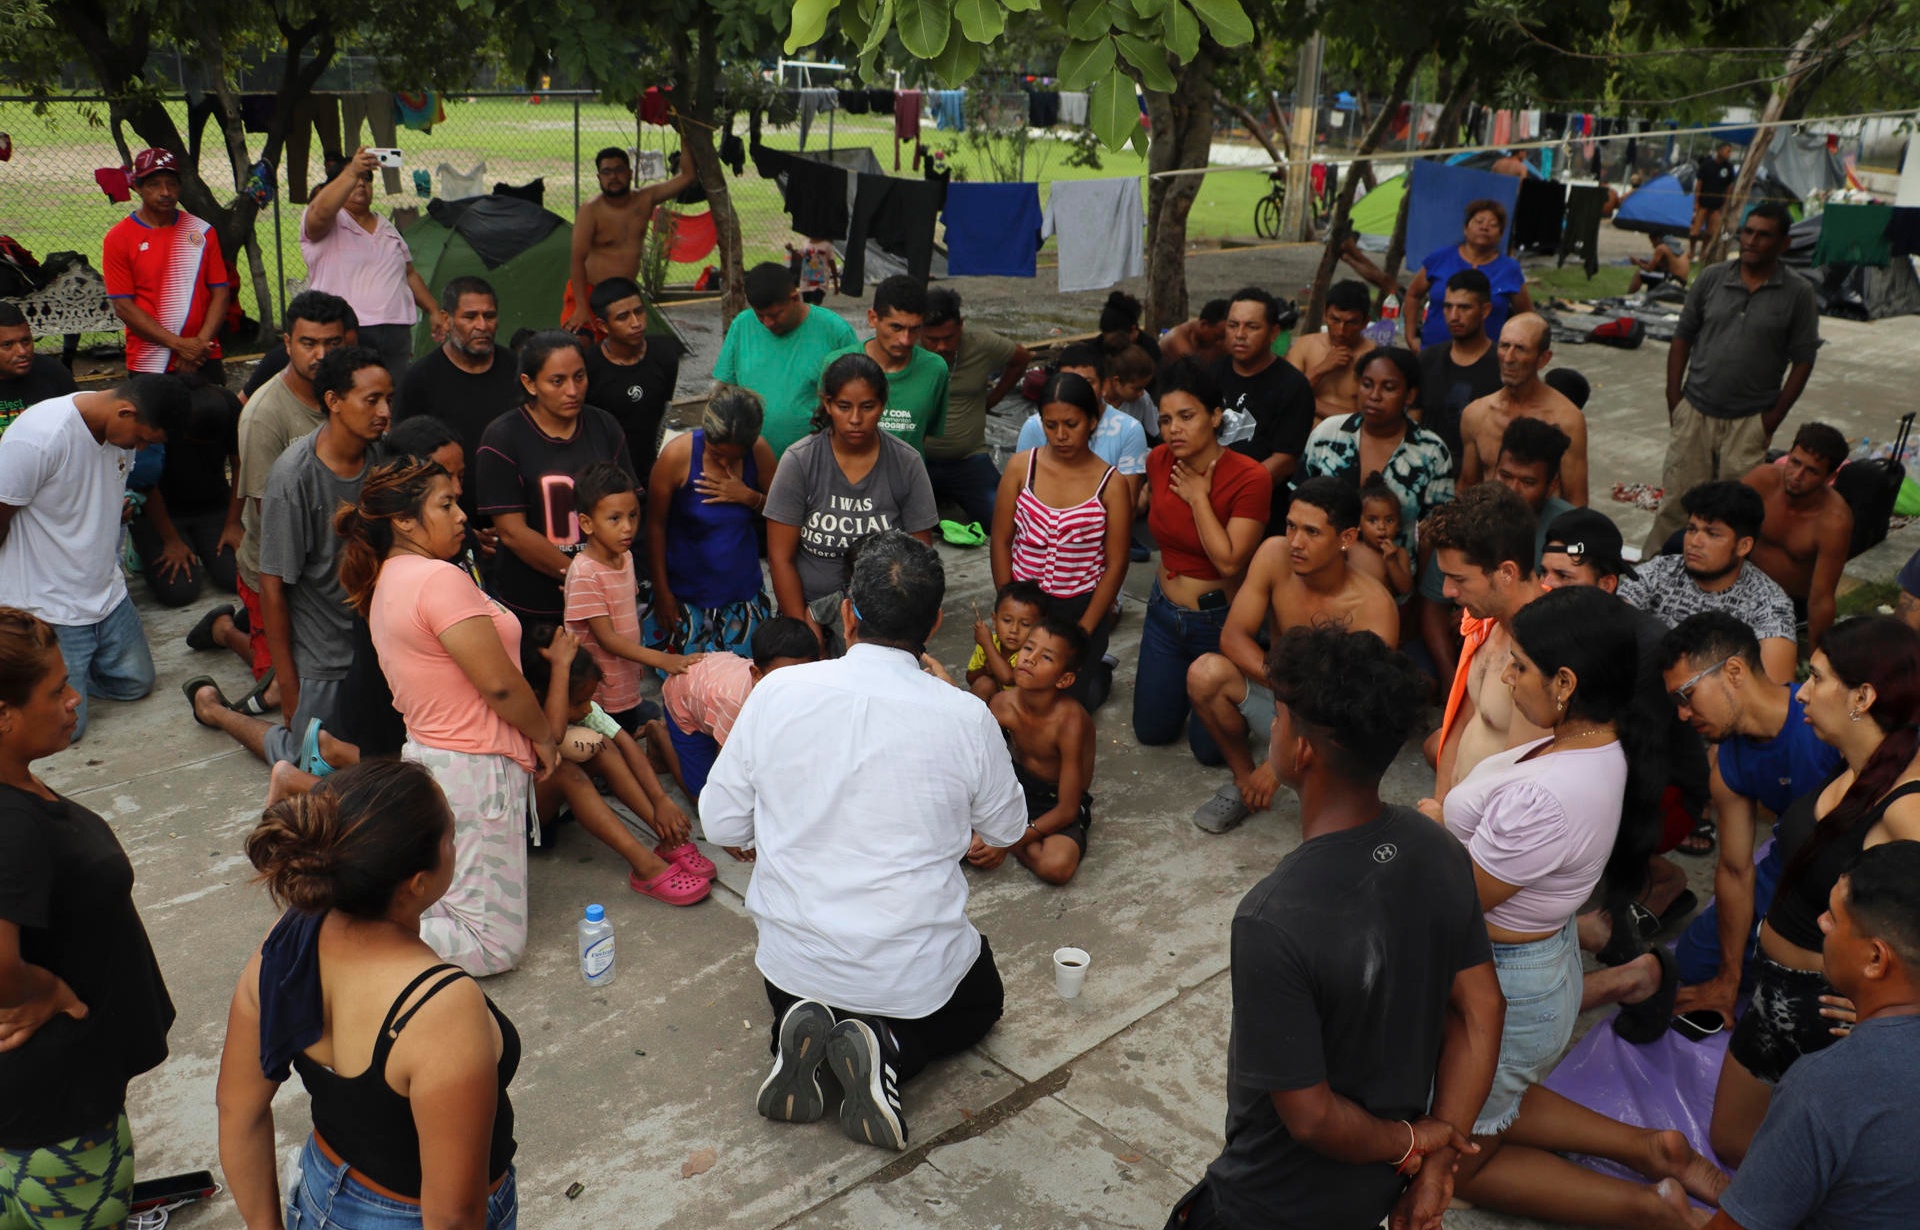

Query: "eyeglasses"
left=1668, top=657, right=1731, bottom=709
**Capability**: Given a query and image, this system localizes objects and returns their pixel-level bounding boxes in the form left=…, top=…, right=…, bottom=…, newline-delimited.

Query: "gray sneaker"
left=1192, top=783, right=1251, bottom=834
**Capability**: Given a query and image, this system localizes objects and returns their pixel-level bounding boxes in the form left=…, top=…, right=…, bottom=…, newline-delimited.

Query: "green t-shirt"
left=712, top=304, right=859, bottom=458
left=823, top=343, right=950, bottom=455
left=925, top=325, right=1019, bottom=461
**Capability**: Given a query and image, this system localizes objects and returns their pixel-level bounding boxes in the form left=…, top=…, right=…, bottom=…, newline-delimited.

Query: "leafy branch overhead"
left=784, top=0, right=1254, bottom=147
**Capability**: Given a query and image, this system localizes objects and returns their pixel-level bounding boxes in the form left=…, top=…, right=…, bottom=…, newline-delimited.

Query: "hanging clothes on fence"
left=1028, top=91, right=1061, bottom=128
left=942, top=182, right=1043, bottom=277
left=393, top=90, right=446, bottom=134
left=341, top=92, right=402, bottom=194
left=933, top=90, right=966, bottom=131
left=1814, top=203, right=1894, bottom=267
left=894, top=90, right=922, bottom=170
left=867, top=88, right=896, bottom=114
left=797, top=88, right=838, bottom=150
left=659, top=209, right=719, bottom=263
left=93, top=167, right=132, bottom=203
left=1491, top=110, right=1513, bottom=147
left=436, top=162, right=489, bottom=201
left=1059, top=92, right=1088, bottom=126
left=284, top=95, right=343, bottom=204
left=640, top=87, right=672, bottom=126
left=239, top=95, right=275, bottom=133
left=637, top=149, right=667, bottom=179
left=1041, top=177, right=1144, bottom=294
left=842, top=173, right=946, bottom=295
left=838, top=89, right=871, bottom=115
left=1511, top=178, right=1567, bottom=252
left=751, top=145, right=851, bottom=240
left=1558, top=184, right=1606, bottom=279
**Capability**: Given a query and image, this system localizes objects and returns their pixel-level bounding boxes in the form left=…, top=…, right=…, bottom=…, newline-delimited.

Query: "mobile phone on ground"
left=130, top=1170, right=218, bottom=1211
left=369, top=148, right=404, bottom=168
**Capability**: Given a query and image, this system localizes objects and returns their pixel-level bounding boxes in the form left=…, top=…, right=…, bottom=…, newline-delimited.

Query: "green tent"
left=1348, top=174, right=1406, bottom=239
left=404, top=195, right=575, bottom=357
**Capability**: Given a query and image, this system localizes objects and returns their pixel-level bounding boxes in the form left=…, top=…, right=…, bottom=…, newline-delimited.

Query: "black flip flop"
left=182, top=676, right=229, bottom=728
left=1611, top=946, right=1679, bottom=1044
left=1676, top=818, right=1716, bottom=856
left=1655, top=889, right=1700, bottom=935
left=229, top=668, right=276, bottom=716
left=185, top=604, right=235, bottom=652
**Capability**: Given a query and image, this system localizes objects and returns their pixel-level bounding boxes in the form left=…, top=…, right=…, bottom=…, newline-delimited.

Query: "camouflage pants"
left=406, top=741, right=534, bottom=977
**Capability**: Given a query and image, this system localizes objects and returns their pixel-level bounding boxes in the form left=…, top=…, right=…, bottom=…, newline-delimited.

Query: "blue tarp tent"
left=1406, top=160, right=1519, bottom=263
left=1612, top=172, right=1694, bottom=234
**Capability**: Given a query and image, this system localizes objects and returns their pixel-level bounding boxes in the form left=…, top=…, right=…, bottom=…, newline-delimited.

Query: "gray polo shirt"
left=1675, top=260, right=1821, bottom=419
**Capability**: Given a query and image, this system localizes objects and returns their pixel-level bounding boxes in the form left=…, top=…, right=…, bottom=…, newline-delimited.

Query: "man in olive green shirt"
left=920, top=287, right=1029, bottom=528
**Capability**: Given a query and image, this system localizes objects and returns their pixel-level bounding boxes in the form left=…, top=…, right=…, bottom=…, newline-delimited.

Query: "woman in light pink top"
left=338, top=457, right=556, bottom=976
left=303, top=148, right=446, bottom=380
left=1420, top=585, right=1727, bottom=1229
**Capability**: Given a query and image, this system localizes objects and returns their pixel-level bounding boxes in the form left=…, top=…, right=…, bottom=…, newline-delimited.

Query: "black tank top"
left=1768, top=780, right=1920, bottom=951
left=293, top=964, right=520, bottom=1197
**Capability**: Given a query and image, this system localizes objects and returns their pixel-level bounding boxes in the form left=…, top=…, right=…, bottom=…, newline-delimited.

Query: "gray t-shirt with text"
left=763, top=430, right=939, bottom=602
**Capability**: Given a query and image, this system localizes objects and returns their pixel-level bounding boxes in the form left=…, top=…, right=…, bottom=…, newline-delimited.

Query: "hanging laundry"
left=942, top=182, right=1043, bottom=277
left=1041, top=177, right=1144, bottom=295
left=797, top=88, right=838, bottom=150
left=1887, top=209, right=1920, bottom=257
left=1510, top=178, right=1566, bottom=251
left=239, top=94, right=275, bottom=133
left=637, top=149, right=667, bottom=179
left=393, top=90, right=446, bottom=134
left=867, top=88, right=896, bottom=115
left=933, top=90, right=966, bottom=132
left=659, top=209, right=719, bottom=263
left=412, top=169, right=432, bottom=198
left=640, top=87, right=672, bottom=127
left=1491, top=110, right=1512, bottom=147
left=1813, top=203, right=1894, bottom=268
left=838, top=89, right=871, bottom=115
left=843, top=173, right=945, bottom=295
left=894, top=90, right=922, bottom=171
left=751, top=145, right=850, bottom=239
left=719, top=132, right=746, bottom=176
left=284, top=94, right=343, bottom=204
left=436, top=162, right=489, bottom=200
left=1028, top=91, right=1061, bottom=128
left=341, top=92, right=401, bottom=194
left=1059, top=92, right=1088, bottom=126
left=93, top=166, right=132, bottom=203
left=1557, top=184, right=1606, bottom=279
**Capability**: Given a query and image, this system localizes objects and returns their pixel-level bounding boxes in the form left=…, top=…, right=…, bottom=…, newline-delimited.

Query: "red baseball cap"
left=130, top=148, right=180, bottom=184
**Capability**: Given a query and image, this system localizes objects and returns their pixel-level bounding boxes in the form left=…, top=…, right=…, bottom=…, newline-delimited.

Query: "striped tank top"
left=1010, top=450, right=1115, bottom=599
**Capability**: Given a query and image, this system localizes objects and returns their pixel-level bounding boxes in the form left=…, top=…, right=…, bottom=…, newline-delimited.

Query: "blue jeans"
left=1479, top=918, right=1582, bottom=1135
left=287, top=1137, right=517, bottom=1230
left=1131, top=582, right=1230, bottom=762
left=924, top=454, right=1001, bottom=529
left=52, top=595, right=155, bottom=743
left=1675, top=835, right=1784, bottom=986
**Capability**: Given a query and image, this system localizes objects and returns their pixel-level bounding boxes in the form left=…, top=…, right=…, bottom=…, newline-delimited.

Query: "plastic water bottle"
left=578, top=904, right=614, bottom=986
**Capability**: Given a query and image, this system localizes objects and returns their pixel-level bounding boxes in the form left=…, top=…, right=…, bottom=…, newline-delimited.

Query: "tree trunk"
left=674, top=16, right=746, bottom=326
left=1218, top=92, right=1285, bottom=166
left=196, top=31, right=275, bottom=338
left=1380, top=66, right=1474, bottom=297
left=1143, top=48, right=1215, bottom=332
left=1304, top=50, right=1422, bottom=332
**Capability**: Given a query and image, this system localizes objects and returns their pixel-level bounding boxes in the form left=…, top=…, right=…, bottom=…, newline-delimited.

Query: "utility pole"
left=1281, top=33, right=1323, bottom=241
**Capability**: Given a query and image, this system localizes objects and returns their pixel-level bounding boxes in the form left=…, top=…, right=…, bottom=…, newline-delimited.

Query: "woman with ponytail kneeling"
left=216, top=760, right=521, bottom=1230
left=336, top=458, right=558, bottom=977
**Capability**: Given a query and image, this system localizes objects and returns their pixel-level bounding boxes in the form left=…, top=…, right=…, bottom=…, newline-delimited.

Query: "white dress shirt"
left=702, top=642, right=1028, bottom=1018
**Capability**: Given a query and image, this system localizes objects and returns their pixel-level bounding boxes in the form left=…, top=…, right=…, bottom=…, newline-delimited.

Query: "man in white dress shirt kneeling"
left=702, top=530, right=1029, bottom=1151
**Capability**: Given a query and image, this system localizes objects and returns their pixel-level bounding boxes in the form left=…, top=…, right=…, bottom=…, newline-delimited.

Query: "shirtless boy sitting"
left=1424, top=483, right=1549, bottom=797
left=969, top=616, right=1096, bottom=886
left=563, top=146, right=695, bottom=333
left=1739, top=421, right=1852, bottom=647
left=1187, top=476, right=1400, bottom=833
left=1458, top=313, right=1589, bottom=506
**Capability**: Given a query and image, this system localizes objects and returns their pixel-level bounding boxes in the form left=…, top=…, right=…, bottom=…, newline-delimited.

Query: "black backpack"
left=1834, top=412, right=1914, bottom=558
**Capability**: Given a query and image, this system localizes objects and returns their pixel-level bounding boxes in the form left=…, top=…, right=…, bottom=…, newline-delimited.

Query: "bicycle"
left=1252, top=169, right=1334, bottom=239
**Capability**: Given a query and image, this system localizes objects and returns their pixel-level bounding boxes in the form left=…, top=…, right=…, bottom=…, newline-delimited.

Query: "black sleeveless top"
left=1768, top=780, right=1920, bottom=951
left=292, top=964, right=520, bottom=1197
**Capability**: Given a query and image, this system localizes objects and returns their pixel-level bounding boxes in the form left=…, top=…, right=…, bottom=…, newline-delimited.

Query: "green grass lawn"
left=0, top=94, right=1278, bottom=344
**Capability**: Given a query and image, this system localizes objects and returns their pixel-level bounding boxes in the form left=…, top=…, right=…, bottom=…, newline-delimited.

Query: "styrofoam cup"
left=1053, top=947, right=1090, bottom=999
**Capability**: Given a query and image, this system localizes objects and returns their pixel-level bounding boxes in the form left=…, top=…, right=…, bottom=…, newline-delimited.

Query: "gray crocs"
left=1192, top=783, right=1251, bottom=834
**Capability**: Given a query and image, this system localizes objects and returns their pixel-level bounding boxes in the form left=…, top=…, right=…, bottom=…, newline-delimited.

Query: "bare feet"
left=266, top=760, right=314, bottom=807
left=1617, top=952, right=1666, bottom=1005
left=1651, top=1177, right=1713, bottom=1228
left=1647, top=1129, right=1730, bottom=1206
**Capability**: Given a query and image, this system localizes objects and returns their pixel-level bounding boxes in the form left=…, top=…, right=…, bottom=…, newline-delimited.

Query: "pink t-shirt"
left=564, top=550, right=643, bottom=714
left=662, top=653, right=754, bottom=745
left=370, top=554, right=535, bottom=770
left=298, top=207, right=416, bottom=327
left=1443, top=738, right=1624, bottom=934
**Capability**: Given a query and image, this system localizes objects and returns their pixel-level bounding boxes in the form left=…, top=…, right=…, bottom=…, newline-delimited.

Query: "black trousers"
left=764, top=936, right=1004, bottom=1084
left=130, top=508, right=236, bottom=607
left=1164, top=1181, right=1225, bottom=1229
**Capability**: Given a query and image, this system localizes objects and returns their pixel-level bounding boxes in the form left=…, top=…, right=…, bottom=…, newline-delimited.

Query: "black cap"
left=1541, top=508, right=1636, bottom=579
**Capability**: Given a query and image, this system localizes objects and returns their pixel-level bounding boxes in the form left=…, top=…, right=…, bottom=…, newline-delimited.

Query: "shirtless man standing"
left=1739, top=421, right=1852, bottom=647
left=1458, top=313, right=1589, bottom=506
left=562, top=146, right=695, bottom=333
left=1284, top=279, right=1376, bottom=422
left=1187, top=476, right=1399, bottom=833
left=1424, top=482, right=1548, bottom=797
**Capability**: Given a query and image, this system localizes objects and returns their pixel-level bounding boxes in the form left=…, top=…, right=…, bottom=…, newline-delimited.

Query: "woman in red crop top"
left=1709, top=616, right=1920, bottom=1167
left=990, top=371, right=1132, bottom=710
left=217, top=760, right=520, bottom=1229
left=1131, top=360, right=1272, bottom=755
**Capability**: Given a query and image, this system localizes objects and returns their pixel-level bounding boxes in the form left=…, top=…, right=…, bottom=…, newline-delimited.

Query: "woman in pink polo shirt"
left=302, top=148, right=446, bottom=381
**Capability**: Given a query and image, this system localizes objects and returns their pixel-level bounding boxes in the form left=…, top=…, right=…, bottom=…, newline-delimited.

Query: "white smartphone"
left=369, top=148, right=404, bottom=168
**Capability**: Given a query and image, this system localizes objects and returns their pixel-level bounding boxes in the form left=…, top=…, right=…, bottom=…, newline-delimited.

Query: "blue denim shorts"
left=287, top=1136, right=517, bottom=1230
left=1477, top=918, right=1582, bottom=1135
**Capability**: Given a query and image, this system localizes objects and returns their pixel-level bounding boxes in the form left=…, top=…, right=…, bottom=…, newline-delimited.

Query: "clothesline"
left=1144, top=105, right=1920, bottom=180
